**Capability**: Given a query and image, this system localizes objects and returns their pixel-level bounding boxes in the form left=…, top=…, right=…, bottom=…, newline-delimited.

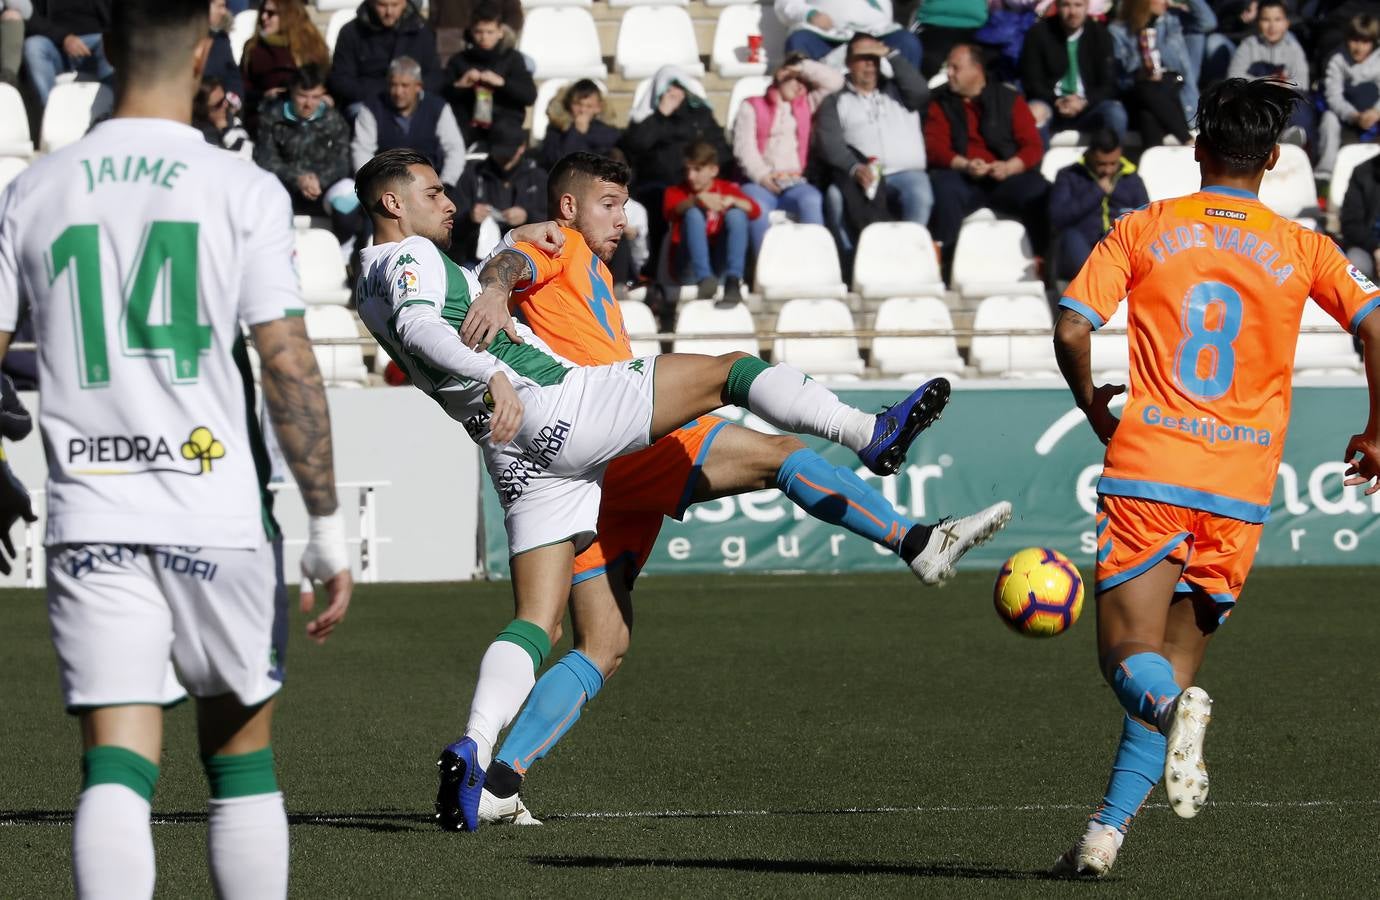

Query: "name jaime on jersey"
left=496, top=420, right=571, bottom=503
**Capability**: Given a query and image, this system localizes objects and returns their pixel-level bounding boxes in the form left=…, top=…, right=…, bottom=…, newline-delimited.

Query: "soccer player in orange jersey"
left=1051, top=78, right=1380, bottom=877
left=457, top=152, right=1012, bottom=825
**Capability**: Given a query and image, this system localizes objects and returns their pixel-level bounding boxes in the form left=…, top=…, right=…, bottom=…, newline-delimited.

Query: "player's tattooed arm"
left=252, top=316, right=340, bottom=517
left=1054, top=308, right=1124, bottom=445
left=463, top=250, right=530, bottom=351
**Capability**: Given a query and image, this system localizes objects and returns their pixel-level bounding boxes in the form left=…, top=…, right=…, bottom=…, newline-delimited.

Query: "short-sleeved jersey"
left=0, top=118, right=304, bottom=548
left=506, top=226, right=632, bottom=366
left=1062, top=185, right=1380, bottom=523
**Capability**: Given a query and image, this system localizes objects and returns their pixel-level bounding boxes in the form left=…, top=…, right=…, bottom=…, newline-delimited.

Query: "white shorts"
left=487, top=357, right=657, bottom=556
left=46, top=537, right=287, bottom=712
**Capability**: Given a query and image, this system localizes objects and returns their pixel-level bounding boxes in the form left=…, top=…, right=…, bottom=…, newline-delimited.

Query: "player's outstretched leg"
left=1051, top=714, right=1165, bottom=878
left=73, top=711, right=160, bottom=899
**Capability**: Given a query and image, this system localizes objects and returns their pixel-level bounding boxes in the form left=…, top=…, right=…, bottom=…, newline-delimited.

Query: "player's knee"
left=757, top=435, right=805, bottom=482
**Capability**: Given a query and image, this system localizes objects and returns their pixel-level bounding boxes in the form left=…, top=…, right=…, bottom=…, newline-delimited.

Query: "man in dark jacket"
left=442, top=1, right=536, bottom=150
left=329, top=0, right=441, bottom=112
left=352, top=55, right=466, bottom=188
left=1018, top=0, right=1127, bottom=140
left=923, top=43, right=1049, bottom=267
left=1048, top=128, right=1148, bottom=282
left=451, top=123, right=547, bottom=262
left=256, top=65, right=367, bottom=246
left=1341, top=154, right=1380, bottom=279
left=21, top=0, right=112, bottom=105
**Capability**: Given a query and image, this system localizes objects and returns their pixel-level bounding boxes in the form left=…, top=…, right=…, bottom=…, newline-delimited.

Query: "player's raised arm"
left=1344, top=310, right=1380, bottom=493
left=463, top=222, right=568, bottom=350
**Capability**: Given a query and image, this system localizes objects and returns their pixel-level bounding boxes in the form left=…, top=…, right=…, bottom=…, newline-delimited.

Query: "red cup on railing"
left=747, top=34, right=764, bottom=64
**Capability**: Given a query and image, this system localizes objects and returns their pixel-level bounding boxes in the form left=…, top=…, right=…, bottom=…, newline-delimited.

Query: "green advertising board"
left=482, top=385, right=1379, bottom=578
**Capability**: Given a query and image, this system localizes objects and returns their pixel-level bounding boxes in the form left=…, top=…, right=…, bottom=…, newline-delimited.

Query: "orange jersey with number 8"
left=1062, top=186, right=1380, bottom=523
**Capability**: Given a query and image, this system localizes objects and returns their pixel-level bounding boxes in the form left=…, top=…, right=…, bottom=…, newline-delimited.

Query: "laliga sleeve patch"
left=397, top=267, right=420, bottom=297
left=1346, top=265, right=1379, bottom=294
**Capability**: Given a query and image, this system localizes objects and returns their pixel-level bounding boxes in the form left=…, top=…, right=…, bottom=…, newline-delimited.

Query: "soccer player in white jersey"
left=0, top=2, right=353, bottom=897
left=352, top=148, right=1006, bottom=832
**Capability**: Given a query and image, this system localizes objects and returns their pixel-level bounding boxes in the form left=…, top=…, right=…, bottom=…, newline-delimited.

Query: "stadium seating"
left=1327, top=143, right=1380, bottom=233
left=851, top=222, right=945, bottom=299
left=869, top=296, right=966, bottom=380
left=1040, top=145, right=1085, bottom=184
left=325, top=8, right=353, bottom=54
left=611, top=0, right=687, bottom=6
left=754, top=223, right=847, bottom=301
left=1259, top=143, right=1317, bottom=219
left=1088, top=302, right=1129, bottom=381
left=1138, top=145, right=1199, bottom=201
left=39, top=82, right=107, bottom=153
left=1295, top=298, right=1364, bottom=375
left=619, top=300, right=662, bottom=356
left=229, top=9, right=258, bottom=65
left=0, top=84, right=33, bottom=157
left=1049, top=129, right=1084, bottom=148
left=706, top=0, right=757, bottom=6
left=0, top=156, right=27, bottom=193
left=672, top=300, right=759, bottom=356
left=724, top=75, right=772, bottom=137
left=712, top=5, right=787, bottom=78
left=521, top=8, right=609, bottom=80
left=950, top=219, right=1043, bottom=300
left=313, top=0, right=356, bottom=10
left=615, top=7, right=705, bottom=79
left=772, top=298, right=864, bottom=379
left=522, top=0, right=593, bottom=7
left=305, top=306, right=368, bottom=387
left=969, top=294, right=1058, bottom=377
left=294, top=228, right=352, bottom=306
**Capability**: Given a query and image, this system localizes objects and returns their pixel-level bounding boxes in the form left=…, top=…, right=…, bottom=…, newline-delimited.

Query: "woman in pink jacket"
left=732, top=52, right=843, bottom=255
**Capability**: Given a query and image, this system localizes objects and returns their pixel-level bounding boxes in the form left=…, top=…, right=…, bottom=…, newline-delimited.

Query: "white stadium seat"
left=672, top=300, right=759, bottom=357
left=40, top=82, right=109, bottom=153
left=1137, top=145, right=1199, bottom=202
left=1259, top=143, right=1317, bottom=219
left=615, top=7, right=705, bottom=80
left=619, top=300, right=662, bottom=356
left=1040, top=145, right=1085, bottom=183
left=950, top=219, right=1043, bottom=300
left=294, top=228, right=351, bottom=306
left=969, top=294, right=1058, bottom=377
left=772, top=298, right=864, bottom=379
left=725, top=75, right=772, bottom=139
left=1049, top=129, right=1084, bottom=148
left=0, top=84, right=34, bottom=156
left=313, top=0, right=357, bottom=10
left=870, top=296, right=965, bottom=379
left=851, top=222, right=945, bottom=299
left=754, top=223, right=847, bottom=301
left=1295, top=298, right=1363, bottom=375
left=1327, top=143, right=1380, bottom=232
left=611, top=0, right=687, bottom=6
left=521, top=8, right=608, bottom=80
left=712, top=5, right=788, bottom=78
left=1089, top=302, right=1129, bottom=381
left=305, top=306, right=368, bottom=387
left=325, top=8, right=353, bottom=54
left=0, top=157, right=27, bottom=193
left=522, top=0, right=592, bottom=7
left=229, top=9, right=257, bottom=65
left=706, top=0, right=756, bottom=6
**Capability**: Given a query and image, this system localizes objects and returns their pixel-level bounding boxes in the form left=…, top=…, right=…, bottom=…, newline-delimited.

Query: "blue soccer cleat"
left=435, top=737, right=485, bottom=832
left=857, top=378, right=951, bottom=476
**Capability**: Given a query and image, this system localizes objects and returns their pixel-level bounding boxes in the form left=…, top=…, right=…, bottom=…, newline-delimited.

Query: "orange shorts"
left=1095, top=494, right=1262, bottom=622
left=571, top=416, right=729, bottom=587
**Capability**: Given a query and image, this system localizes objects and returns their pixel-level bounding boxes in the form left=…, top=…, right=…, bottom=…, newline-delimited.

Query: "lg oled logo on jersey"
left=69, top=427, right=226, bottom=477
left=496, top=419, right=571, bottom=503
left=1204, top=207, right=1247, bottom=221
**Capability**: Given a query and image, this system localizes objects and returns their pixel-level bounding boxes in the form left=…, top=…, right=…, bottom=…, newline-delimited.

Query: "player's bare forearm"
left=252, top=317, right=340, bottom=518
left=478, top=248, right=530, bottom=296
left=1054, top=309, right=1095, bottom=410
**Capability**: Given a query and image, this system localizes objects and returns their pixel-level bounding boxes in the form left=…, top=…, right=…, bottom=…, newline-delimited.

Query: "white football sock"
left=465, top=640, right=537, bottom=770
left=73, top=784, right=155, bottom=900
left=745, top=363, right=874, bottom=451
left=208, top=793, right=288, bottom=900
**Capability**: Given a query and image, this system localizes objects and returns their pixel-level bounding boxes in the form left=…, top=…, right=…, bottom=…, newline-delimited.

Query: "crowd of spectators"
left=9, top=0, right=1380, bottom=308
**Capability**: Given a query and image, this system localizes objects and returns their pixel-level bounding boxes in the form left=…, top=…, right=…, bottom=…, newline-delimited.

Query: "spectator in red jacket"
left=663, top=141, right=761, bottom=306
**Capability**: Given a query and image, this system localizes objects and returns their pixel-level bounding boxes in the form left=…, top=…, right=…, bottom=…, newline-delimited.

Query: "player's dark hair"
left=470, top=1, right=503, bottom=26
left=289, top=64, right=328, bottom=93
left=108, top=0, right=208, bottom=86
left=1257, top=0, right=1290, bottom=18
left=547, top=152, right=631, bottom=215
left=1087, top=127, right=1121, bottom=156
left=1195, top=78, right=1301, bottom=174
left=355, top=148, right=434, bottom=213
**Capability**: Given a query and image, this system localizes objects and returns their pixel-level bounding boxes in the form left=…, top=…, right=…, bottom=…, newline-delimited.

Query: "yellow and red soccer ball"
left=993, top=548, right=1085, bottom=637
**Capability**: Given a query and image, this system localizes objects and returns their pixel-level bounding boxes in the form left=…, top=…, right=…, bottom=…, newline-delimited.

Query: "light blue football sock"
left=496, top=650, right=604, bottom=776
left=776, top=448, right=917, bottom=554
left=1110, top=651, right=1181, bottom=729
left=1091, top=715, right=1166, bottom=832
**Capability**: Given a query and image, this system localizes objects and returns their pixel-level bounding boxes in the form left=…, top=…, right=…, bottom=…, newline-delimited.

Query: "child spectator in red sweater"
left=663, top=141, right=760, bottom=306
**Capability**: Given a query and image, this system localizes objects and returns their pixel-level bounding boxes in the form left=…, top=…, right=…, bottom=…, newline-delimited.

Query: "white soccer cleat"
left=477, top=788, right=542, bottom=826
left=1051, top=823, right=1122, bottom=878
left=910, top=501, right=1013, bottom=586
left=1164, top=686, right=1213, bottom=819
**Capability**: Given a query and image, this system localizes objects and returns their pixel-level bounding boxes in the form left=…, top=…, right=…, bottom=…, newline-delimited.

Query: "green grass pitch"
left=4, top=568, right=1379, bottom=897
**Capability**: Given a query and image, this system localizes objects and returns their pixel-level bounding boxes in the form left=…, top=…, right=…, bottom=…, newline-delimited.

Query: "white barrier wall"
left=2, top=388, right=483, bottom=587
